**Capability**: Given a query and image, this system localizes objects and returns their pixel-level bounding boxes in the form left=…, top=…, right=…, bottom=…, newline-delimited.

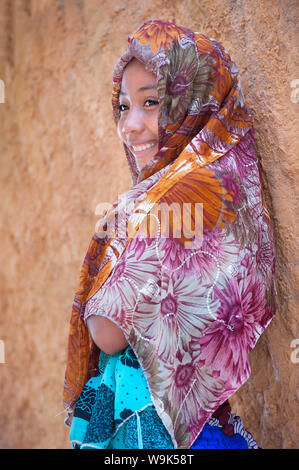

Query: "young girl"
left=63, top=20, right=276, bottom=449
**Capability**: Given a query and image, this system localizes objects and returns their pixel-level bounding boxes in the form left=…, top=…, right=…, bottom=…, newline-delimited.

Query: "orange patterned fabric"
left=63, top=20, right=276, bottom=448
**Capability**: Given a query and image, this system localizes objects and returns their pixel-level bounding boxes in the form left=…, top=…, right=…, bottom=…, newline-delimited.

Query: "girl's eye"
left=118, top=103, right=128, bottom=112
left=118, top=99, right=159, bottom=112
left=144, top=99, right=159, bottom=107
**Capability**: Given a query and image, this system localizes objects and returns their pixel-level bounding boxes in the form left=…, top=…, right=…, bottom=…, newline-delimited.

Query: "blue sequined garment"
left=69, top=347, right=258, bottom=449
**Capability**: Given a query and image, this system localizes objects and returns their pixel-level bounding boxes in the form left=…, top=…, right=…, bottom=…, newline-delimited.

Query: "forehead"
left=120, top=58, right=157, bottom=95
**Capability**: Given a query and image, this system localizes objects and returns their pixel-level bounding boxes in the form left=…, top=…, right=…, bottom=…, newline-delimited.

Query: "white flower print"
left=132, top=265, right=219, bottom=362
left=84, top=236, right=160, bottom=332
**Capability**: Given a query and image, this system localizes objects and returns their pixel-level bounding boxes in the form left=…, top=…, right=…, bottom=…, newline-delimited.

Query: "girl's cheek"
left=117, top=121, right=124, bottom=142
left=150, top=113, right=159, bottom=138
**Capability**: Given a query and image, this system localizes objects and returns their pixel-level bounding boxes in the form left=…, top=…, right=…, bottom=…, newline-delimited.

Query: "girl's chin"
left=134, top=147, right=159, bottom=170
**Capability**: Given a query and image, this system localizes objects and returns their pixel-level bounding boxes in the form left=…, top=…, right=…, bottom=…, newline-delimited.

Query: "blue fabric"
left=70, top=346, right=253, bottom=449
left=191, top=424, right=248, bottom=449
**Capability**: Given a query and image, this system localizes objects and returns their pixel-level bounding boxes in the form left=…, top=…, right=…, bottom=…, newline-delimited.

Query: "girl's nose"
left=121, top=107, right=145, bottom=136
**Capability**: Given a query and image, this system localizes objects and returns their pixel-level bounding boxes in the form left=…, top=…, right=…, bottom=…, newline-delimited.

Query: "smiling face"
left=117, top=58, right=159, bottom=170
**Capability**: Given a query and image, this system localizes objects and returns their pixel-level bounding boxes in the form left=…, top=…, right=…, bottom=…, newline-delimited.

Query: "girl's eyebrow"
left=119, top=84, right=157, bottom=96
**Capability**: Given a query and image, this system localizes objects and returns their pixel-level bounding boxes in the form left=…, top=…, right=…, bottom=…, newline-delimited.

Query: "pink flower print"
left=159, top=227, right=240, bottom=283
left=224, top=129, right=257, bottom=180
left=84, top=237, right=160, bottom=331
left=196, top=272, right=267, bottom=385
left=133, top=271, right=218, bottom=362
left=112, top=259, right=126, bottom=281
left=260, top=305, right=274, bottom=330
left=221, top=173, right=242, bottom=204
left=174, top=362, right=195, bottom=388
left=255, top=228, right=275, bottom=280
left=161, top=293, right=178, bottom=316
left=240, top=252, right=251, bottom=269
left=167, top=73, right=189, bottom=98
left=162, top=351, right=226, bottom=429
left=127, top=234, right=155, bottom=260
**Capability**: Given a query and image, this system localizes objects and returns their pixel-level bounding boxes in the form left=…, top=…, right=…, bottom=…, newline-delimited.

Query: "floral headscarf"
left=63, top=20, right=276, bottom=449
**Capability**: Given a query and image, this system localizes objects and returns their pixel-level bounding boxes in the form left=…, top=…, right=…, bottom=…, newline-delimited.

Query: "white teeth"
left=132, top=142, right=155, bottom=152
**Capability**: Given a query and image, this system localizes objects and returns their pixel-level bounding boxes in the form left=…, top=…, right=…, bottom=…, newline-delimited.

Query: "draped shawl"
left=63, top=20, right=276, bottom=449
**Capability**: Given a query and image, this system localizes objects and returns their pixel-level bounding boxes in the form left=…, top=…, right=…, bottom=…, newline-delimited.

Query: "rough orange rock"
left=0, top=0, right=298, bottom=449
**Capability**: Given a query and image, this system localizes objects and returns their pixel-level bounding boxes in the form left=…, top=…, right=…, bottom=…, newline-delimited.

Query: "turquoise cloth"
left=69, top=346, right=254, bottom=449
left=69, top=346, right=173, bottom=449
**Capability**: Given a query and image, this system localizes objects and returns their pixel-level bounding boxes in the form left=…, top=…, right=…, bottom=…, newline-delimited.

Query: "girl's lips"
left=130, top=141, right=157, bottom=152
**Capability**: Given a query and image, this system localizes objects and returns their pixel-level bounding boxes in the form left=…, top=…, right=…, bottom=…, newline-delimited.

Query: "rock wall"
left=0, top=0, right=298, bottom=449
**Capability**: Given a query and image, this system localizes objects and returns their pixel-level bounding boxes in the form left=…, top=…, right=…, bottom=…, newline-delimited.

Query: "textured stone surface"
left=0, top=0, right=298, bottom=449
